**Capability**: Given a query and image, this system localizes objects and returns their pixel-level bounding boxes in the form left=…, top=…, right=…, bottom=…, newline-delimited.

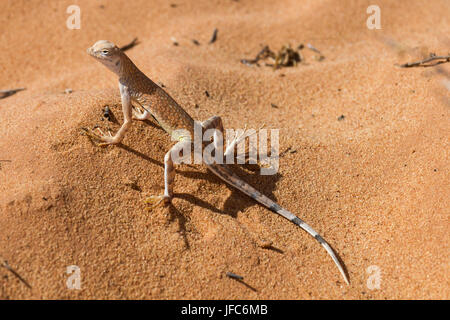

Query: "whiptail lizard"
left=83, top=40, right=349, bottom=285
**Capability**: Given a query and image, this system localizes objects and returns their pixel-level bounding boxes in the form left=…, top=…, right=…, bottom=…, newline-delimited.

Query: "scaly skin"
left=118, top=53, right=195, bottom=136
left=84, top=40, right=349, bottom=285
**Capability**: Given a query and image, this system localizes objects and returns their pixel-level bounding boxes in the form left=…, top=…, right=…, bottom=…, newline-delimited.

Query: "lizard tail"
left=207, top=163, right=349, bottom=285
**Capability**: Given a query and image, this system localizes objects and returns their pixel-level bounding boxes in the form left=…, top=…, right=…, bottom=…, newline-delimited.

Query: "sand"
left=0, top=0, right=448, bottom=299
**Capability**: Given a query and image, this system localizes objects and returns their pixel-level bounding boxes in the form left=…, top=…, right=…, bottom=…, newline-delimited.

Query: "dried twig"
left=120, top=38, right=139, bottom=52
left=226, top=272, right=257, bottom=291
left=103, top=106, right=112, bottom=121
left=398, top=53, right=450, bottom=68
left=306, top=43, right=325, bottom=61
left=0, top=255, right=32, bottom=289
left=170, top=37, right=179, bottom=46
left=382, top=36, right=450, bottom=98
left=306, top=43, right=321, bottom=54
left=0, top=88, right=26, bottom=99
left=226, top=272, right=244, bottom=280
left=240, top=46, right=274, bottom=66
left=209, top=28, right=218, bottom=44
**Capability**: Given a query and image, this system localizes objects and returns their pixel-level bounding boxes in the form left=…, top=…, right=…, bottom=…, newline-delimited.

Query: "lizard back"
left=119, top=54, right=195, bottom=139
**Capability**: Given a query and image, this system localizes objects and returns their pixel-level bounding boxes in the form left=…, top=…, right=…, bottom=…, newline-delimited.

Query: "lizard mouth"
left=87, top=47, right=94, bottom=56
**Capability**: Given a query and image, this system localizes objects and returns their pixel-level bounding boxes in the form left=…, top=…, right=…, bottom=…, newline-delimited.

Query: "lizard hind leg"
left=201, top=115, right=225, bottom=157
left=201, top=116, right=264, bottom=163
left=224, top=124, right=265, bottom=162
left=144, top=140, right=191, bottom=210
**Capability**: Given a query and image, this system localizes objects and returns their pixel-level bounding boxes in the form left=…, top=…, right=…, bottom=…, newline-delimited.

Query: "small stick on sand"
left=170, top=37, right=179, bottom=46
left=0, top=255, right=32, bottom=289
left=306, top=43, right=325, bottom=61
left=120, top=38, right=139, bottom=52
left=0, top=88, right=26, bottom=99
left=398, top=53, right=450, bottom=68
left=103, top=106, right=112, bottom=121
left=226, top=272, right=257, bottom=291
left=209, top=28, right=218, bottom=44
left=226, top=272, right=244, bottom=280
left=240, top=45, right=273, bottom=66
left=306, top=43, right=321, bottom=54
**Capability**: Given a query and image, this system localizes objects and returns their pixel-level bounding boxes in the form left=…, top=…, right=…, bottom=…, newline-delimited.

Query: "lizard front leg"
left=83, top=83, right=133, bottom=146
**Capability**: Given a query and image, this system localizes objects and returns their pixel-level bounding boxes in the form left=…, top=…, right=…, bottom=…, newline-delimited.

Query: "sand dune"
left=0, top=0, right=448, bottom=299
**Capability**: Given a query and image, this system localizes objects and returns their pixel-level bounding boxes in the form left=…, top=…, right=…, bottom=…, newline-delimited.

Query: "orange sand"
left=0, top=0, right=448, bottom=299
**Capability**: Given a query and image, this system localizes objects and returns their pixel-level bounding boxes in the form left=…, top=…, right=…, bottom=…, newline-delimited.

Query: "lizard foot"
left=144, top=195, right=171, bottom=210
left=229, top=123, right=265, bottom=147
left=225, top=123, right=265, bottom=159
left=132, top=106, right=151, bottom=120
left=81, top=127, right=115, bottom=147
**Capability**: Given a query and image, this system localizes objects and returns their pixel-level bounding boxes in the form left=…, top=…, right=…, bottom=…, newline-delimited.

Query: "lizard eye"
left=101, top=50, right=109, bottom=55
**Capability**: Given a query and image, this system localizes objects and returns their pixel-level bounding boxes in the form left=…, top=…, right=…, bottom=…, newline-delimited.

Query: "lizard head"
left=87, top=40, right=122, bottom=74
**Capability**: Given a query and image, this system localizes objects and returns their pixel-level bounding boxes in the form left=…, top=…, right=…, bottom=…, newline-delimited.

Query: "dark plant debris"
left=120, top=38, right=140, bottom=52
left=0, top=88, right=26, bottom=99
left=241, top=43, right=324, bottom=69
left=171, top=37, right=179, bottom=46
left=398, top=53, right=450, bottom=68
left=279, top=146, right=297, bottom=158
left=209, top=28, right=218, bottom=44
left=226, top=272, right=244, bottom=280
left=1, top=256, right=32, bottom=289
left=103, top=106, right=112, bottom=121
left=306, top=43, right=325, bottom=61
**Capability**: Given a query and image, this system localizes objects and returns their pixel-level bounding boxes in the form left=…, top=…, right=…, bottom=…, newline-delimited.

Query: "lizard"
left=82, top=40, right=349, bottom=285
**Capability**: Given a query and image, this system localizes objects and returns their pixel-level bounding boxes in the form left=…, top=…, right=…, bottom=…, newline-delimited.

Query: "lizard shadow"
left=117, top=143, right=164, bottom=168
left=118, top=141, right=287, bottom=251
left=167, top=204, right=190, bottom=250
left=174, top=164, right=350, bottom=282
left=118, top=144, right=351, bottom=282
left=175, top=163, right=282, bottom=219
left=118, top=143, right=282, bottom=219
left=230, top=278, right=258, bottom=292
left=117, top=137, right=282, bottom=219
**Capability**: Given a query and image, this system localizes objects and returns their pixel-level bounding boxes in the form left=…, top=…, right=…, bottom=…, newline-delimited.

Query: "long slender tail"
left=207, top=163, right=349, bottom=285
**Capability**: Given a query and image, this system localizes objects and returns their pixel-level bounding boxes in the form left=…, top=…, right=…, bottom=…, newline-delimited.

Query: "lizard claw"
left=81, top=127, right=114, bottom=147
left=144, top=195, right=171, bottom=210
left=132, top=106, right=144, bottom=119
left=132, top=105, right=151, bottom=121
